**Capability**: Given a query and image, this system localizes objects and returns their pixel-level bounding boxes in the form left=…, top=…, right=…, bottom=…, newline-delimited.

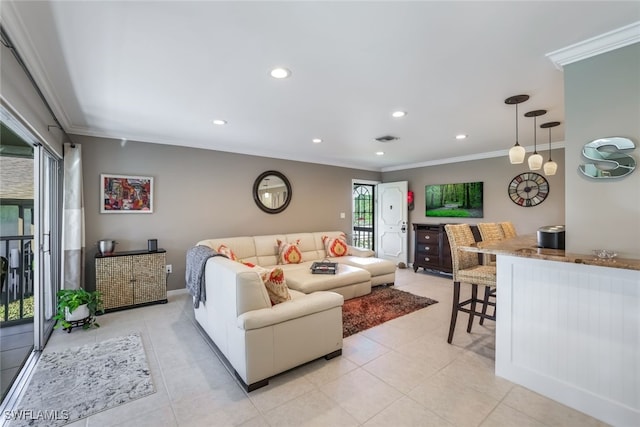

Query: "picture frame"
left=100, top=174, right=154, bottom=213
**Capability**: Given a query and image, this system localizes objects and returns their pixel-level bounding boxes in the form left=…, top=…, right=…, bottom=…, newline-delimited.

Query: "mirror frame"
left=252, top=170, right=292, bottom=214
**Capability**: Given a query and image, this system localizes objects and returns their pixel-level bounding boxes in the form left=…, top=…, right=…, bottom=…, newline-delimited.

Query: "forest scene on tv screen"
left=425, top=182, right=483, bottom=218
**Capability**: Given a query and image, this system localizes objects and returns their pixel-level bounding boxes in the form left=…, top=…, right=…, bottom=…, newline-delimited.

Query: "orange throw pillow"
left=277, top=239, right=302, bottom=264
left=216, top=244, right=238, bottom=261
left=322, top=234, right=348, bottom=257
left=258, top=267, right=291, bottom=305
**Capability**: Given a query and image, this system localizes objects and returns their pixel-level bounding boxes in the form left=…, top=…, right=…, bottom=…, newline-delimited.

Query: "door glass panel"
left=352, top=183, right=375, bottom=250
left=35, top=147, right=61, bottom=349
left=0, top=121, right=35, bottom=401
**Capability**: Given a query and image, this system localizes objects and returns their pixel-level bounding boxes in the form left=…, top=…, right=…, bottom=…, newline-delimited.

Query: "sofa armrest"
left=237, top=291, right=344, bottom=330
left=348, top=245, right=375, bottom=257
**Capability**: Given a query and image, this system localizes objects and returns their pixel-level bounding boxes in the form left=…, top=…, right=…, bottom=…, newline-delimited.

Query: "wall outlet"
left=165, top=264, right=172, bottom=274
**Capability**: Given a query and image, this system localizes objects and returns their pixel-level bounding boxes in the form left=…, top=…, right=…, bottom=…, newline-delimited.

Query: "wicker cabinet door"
left=96, top=257, right=134, bottom=310
left=132, top=253, right=166, bottom=304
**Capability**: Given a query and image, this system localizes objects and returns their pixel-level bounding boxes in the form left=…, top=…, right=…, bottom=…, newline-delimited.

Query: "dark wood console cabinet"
left=412, top=224, right=452, bottom=274
left=412, top=223, right=480, bottom=275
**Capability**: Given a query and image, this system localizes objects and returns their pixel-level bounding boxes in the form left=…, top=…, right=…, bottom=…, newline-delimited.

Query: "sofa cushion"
left=197, top=237, right=257, bottom=264
left=277, top=239, right=302, bottom=264
left=285, top=233, right=325, bottom=261
left=254, top=234, right=284, bottom=266
left=337, top=256, right=396, bottom=277
left=322, top=234, right=348, bottom=257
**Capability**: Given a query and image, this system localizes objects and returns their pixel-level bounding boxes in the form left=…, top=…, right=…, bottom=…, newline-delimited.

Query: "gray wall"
left=0, top=35, right=66, bottom=156
left=71, top=134, right=381, bottom=290
left=564, top=43, right=640, bottom=257
left=383, top=151, right=566, bottom=261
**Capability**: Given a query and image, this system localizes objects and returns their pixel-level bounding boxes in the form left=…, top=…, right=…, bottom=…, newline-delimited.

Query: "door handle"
left=42, top=232, right=50, bottom=254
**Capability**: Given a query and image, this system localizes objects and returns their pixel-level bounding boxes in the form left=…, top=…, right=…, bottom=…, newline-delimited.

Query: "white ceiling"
left=3, top=1, right=639, bottom=171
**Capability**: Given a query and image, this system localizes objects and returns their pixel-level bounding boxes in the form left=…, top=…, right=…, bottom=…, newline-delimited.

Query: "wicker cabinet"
left=96, top=249, right=167, bottom=311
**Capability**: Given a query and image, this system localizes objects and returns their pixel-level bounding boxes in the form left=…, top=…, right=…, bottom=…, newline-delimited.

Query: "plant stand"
left=63, top=316, right=94, bottom=333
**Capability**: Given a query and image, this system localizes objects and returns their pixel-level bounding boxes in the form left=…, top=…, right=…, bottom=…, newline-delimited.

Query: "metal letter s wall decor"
left=579, top=137, right=636, bottom=179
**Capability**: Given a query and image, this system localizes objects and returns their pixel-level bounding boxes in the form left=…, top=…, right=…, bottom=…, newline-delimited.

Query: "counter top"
left=459, top=234, right=640, bottom=272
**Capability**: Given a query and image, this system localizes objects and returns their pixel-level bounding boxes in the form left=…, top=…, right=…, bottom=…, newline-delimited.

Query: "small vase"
left=65, top=304, right=90, bottom=321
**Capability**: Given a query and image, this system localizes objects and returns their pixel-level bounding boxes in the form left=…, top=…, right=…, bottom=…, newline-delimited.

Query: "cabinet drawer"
left=415, top=242, right=439, bottom=255
left=416, top=230, right=439, bottom=242
left=415, top=252, right=440, bottom=265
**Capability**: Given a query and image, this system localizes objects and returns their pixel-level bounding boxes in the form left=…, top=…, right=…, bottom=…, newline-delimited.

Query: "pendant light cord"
left=533, top=116, right=537, bottom=154
left=515, top=103, right=519, bottom=145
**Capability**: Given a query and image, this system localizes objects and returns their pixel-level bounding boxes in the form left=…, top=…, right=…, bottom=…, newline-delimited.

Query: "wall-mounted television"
left=425, top=181, right=483, bottom=218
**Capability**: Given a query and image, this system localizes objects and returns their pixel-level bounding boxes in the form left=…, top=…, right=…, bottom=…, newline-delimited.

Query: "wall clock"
left=508, top=172, right=549, bottom=207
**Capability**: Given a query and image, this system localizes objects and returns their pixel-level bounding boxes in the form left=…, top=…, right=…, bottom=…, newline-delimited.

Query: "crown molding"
left=546, top=21, right=640, bottom=70
left=381, top=142, right=566, bottom=172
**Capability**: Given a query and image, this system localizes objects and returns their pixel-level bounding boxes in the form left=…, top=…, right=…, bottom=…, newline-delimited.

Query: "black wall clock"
left=508, top=172, right=549, bottom=207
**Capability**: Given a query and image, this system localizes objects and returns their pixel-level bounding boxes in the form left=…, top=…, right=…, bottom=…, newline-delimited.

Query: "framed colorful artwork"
left=100, top=174, right=154, bottom=213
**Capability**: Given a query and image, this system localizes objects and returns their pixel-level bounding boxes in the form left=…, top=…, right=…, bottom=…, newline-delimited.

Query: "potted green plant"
left=53, top=288, right=104, bottom=331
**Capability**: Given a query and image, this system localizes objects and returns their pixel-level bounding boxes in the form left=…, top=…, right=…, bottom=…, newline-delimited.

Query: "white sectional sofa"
left=197, top=231, right=396, bottom=300
left=193, top=255, right=343, bottom=391
left=192, top=231, right=396, bottom=390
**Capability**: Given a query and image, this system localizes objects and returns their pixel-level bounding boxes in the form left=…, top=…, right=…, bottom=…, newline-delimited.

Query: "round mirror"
left=253, top=171, right=292, bottom=214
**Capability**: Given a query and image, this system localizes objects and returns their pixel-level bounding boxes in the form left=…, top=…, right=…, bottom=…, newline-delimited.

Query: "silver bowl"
left=98, top=240, right=117, bottom=255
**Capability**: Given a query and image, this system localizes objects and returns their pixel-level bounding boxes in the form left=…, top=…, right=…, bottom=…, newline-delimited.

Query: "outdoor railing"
left=352, top=226, right=374, bottom=251
left=1, top=235, right=34, bottom=324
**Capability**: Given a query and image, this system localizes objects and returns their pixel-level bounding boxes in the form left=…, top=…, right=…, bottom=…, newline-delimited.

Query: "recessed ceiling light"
left=270, top=67, right=291, bottom=79
left=392, top=111, right=407, bottom=118
left=213, top=119, right=227, bottom=125
left=376, top=151, right=385, bottom=156
left=456, top=134, right=467, bottom=140
left=312, top=138, right=322, bottom=144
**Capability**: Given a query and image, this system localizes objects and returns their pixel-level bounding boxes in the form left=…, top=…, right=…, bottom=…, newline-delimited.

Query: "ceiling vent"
left=375, top=135, right=399, bottom=143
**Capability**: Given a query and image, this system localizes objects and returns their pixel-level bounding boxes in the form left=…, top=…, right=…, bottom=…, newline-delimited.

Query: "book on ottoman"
left=310, top=261, right=338, bottom=274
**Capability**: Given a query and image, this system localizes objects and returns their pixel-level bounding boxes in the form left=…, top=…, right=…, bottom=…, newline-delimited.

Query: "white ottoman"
left=285, top=264, right=371, bottom=300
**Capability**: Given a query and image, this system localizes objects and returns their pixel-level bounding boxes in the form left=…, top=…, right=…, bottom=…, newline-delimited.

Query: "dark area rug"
left=342, top=286, right=438, bottom=337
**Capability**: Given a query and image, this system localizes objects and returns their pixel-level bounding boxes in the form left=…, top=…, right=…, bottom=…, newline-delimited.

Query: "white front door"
left=376, top=181, right=408, bottom=265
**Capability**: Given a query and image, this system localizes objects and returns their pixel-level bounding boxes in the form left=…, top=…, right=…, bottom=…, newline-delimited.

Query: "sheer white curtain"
left=61, top=142, right=84, bottom=290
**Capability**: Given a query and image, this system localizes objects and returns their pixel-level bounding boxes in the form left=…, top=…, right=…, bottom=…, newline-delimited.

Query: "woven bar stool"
left=476, top=223, right=503, bottom=324
left=444, top=224, right=497, bottom=344
left=500, top=221, right=517, bottom=239
left=477, top=222, right=504, bottom=265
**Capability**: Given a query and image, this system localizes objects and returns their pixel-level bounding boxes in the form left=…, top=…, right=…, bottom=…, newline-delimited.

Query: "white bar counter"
left=461, top=236, right=640, bottom=426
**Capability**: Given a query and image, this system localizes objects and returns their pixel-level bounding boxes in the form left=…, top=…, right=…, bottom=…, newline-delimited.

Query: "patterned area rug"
left=11, top=333, right=155, bottom=426
left=343, top=286, right=438, bottom=337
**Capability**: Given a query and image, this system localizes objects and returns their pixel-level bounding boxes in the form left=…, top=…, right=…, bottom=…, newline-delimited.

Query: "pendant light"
left=505, top=95, right=529, bottom=164
left=524, top=109, right=546, bottom=170
left=541, top=121, right=560, bottom=176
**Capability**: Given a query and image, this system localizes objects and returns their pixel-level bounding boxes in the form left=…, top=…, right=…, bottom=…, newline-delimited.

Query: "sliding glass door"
left=0, top=105, right=61, bottom=403
left=34, top=146, right=61, bottom=350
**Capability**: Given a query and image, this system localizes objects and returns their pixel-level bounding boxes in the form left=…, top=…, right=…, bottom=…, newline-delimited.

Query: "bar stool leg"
left=467, top=284, right=478, bottom=333
left=448, top=281, right=461, bottom=344
left=480, top=286, right=491, bottom=325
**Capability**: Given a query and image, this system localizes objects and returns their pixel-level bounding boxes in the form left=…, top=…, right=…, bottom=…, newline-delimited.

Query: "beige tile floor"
left=35, top=269, right=607, bottom=427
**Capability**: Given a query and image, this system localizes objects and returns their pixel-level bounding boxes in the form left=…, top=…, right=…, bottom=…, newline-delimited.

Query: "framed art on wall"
left=100, top=174, right=154, bottom=213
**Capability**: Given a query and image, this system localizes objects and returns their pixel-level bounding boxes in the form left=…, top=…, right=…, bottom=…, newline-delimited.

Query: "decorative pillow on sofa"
left=255, top=266, right=291, bottom=305
left=277, top=239, right=302, bottom=264
left=216, top=244, right=238, bottom=261
left=322, top=234, right=348, bottom=257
